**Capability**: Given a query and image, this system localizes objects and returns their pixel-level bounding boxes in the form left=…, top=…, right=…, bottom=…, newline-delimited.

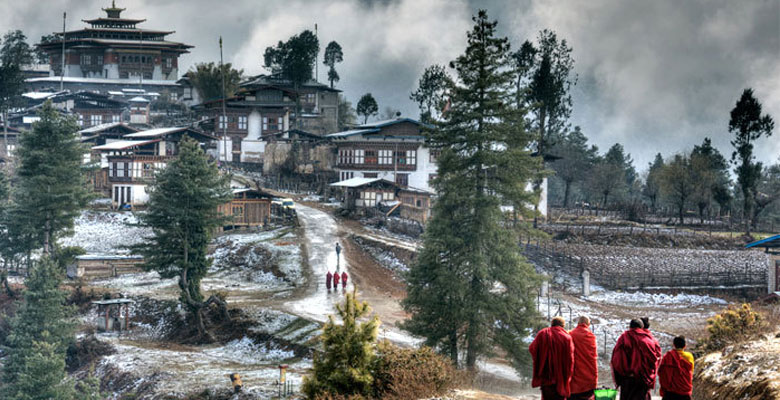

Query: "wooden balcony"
left=336, top=162, right=416, bottom=171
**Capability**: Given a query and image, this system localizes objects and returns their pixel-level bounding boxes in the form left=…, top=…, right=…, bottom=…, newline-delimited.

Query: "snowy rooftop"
left=22, top=91, right=57, bottom=100
left=26, top=76, right=180, bottom=86
left=91, top=139, right=158, bottom=150
left=79, top=122, right=131, bottom=134
left=330, top=177, right=395, bottom=188
left=129, top=96, right=150, bottom=103
left=325, top=128, right=380, bottom=138
left=124, top=127, right=185, bottom=138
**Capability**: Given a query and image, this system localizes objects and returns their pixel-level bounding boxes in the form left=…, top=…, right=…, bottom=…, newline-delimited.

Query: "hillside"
left=694, top=330, right=780, bottom=400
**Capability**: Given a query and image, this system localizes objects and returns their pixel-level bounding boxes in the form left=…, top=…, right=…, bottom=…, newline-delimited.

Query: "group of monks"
left=325, top=270, right=348, bottom=291
left=529, top=316, right=694, bottom=400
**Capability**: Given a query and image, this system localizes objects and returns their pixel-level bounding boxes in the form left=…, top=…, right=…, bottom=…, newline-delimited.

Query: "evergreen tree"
left=337, top=94, right=357, bottom=130
left=12, top=101, right=91, bottom=256
left=0, top=30, right=34, bottom=158
left=302, top=287, right=379, bottom=398
left=642, top=153, right=664, bottom=212
left=549, top=126, right=591, bottom=207
left=131, top=137, right=231, bottom=340
left=729, top=88, right=774, bottom=234
left=323, top=41, right=343, bottom=89
left=660, top=153, right=695, bottom=225
left=264, top=30, right=319, bottom=128
left=403, top=10, right=540, bottom=372
left=356, top=93, right=378, bottom=124
left=410, top=64, right=451, bottom=124
left=186, top=62, right=243, bottom=102
left=1, top=257, right=75, bottom=400
left=691, top=138, right=730, bottom=221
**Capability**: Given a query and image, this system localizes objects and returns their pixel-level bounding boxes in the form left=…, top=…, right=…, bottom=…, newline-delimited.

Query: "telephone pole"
left=60, top=12, right=66, bottom=91
left=220, top=36, right=228, bottom=163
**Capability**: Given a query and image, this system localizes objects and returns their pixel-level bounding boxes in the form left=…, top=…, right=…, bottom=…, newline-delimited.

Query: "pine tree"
left=323, top=41, right=343, bottom=89
left=643, top=153, right=664, bottom=212
left=729, top=88, right=774, bottom=234
left=131, top=137, right=231, bottom=340
left=356, top=93, right=378, bottom=124
left=403, top=10, right=541, bottom=372
left=11, top=100, right=92, bottom=256
left=1, top=257, right=75, bottom=400
left=302, top=287, right=380, bottom=398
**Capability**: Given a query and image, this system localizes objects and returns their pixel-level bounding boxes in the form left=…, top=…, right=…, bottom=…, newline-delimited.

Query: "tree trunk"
left=2, top=109, right=8, bottom=159
left=43, top=215, right=51, bottom=256
left=563, top=180, right=571, bottom=208
left=679, top=204, right=684, bottom=226
left=449, top=329, right=458, bottom=366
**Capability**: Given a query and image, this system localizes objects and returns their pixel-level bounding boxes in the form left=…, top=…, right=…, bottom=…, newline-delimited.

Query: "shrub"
left=372, top=340, right=459, bottom=400
left=302, top=287, right=380, bottom=399
left=703, top=303, right=763, bottom=351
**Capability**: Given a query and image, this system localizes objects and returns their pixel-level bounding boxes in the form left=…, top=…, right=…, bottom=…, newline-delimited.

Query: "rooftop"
left=91, top=139, right=159, bottom=151
left=330, top=177, right=395, bottom=188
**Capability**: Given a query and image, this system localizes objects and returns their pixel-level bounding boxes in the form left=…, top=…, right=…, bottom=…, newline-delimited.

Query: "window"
left=379, top=150, right=392, bottom=165
left=91, top=115, right=101, bottom=126
left=355, top=149, right=364, bottom=164
left=219, top=115, right=227, bottom=130
left=395, top=173, right=409, bottom=187
left=78, top=114, right=84, bottom=127
left=97, top=55, right=103, bottom=65
left=165, top=57, right=172, bottom=68
left=80, top=54, right=91, bottom=65
left=340, top=171, right=354, bottom=181
left=305, top=93, right=316, bottom=103
left=112, top=114, right=120, bottom=123
left=430, top=150, right=440, bottom=163
left=238, top=116, right=247, bottom=130
left=363, top=173, right=378, bottom=178
left=406, top=150, right=417, bottom=165
left=183, top=87, right=192, bottom=99
left=365, top=150, right=377, bottom=164
left=262, top=117, right=268, bottom=131
left=169, top=91, right=178, bottom=101
left=116, top=162, right=125, bottom=177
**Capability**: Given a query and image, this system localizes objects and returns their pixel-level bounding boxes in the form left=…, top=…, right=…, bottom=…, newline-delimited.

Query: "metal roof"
left=330, top=177, right=395, bottom=188
left=79, top=122, right=137, bottom=134
left=91, top=139, right=158, bottom=150
left=745, top=234, right=780, bottom=249
left=325, top=128, right=380, bottom=138
left=124, top=127, right=186, bottom=138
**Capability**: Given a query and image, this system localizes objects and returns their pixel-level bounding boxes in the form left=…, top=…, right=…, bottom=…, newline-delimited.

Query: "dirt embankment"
left=549, top=230, right=747, bottom=250
left=693, top=331, right=780, bottom=400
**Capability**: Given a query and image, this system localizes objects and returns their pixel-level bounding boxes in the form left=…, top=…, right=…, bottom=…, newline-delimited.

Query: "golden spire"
left=102, top=0, right=125, bottom=18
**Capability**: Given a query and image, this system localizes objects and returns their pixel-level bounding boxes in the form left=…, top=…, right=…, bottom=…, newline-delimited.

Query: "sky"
left=1, top=0, right=778, bottom=169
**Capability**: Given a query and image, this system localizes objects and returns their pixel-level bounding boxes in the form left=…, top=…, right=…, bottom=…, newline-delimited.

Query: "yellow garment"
left=676, top=349, right=694, bottom=371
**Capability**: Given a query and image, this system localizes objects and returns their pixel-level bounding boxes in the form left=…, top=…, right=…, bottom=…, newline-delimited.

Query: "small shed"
left=68, top=255, right=145, bottom=279
left=218, top=188, right=273, bottom=230
left=398, top=187, right=434, bottom=225
left=330, top=177, right=399, bottom=209
left=745, top=234, right=780, bottom=294
left=93, top=298, right=133, bottom=332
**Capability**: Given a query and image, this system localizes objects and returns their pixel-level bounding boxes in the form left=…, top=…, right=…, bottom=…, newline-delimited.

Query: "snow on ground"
left=586, top=291, right=727, bottom=308
left=90, top=271, right=178, bottom=300
left=98, top=336, right=309, bottom=398
left=59, top=210, right=151, bottom=255
left=208, top=228, right=304, bottom=293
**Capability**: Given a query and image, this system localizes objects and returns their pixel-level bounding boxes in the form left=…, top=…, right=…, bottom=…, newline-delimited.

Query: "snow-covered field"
left=59, top=210, right=151, bottom=255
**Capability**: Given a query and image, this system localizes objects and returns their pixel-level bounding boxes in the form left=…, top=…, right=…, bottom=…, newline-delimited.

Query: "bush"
left=372, top=341, right=459, bottom=400
left=703, top=303, right=763, bottom=351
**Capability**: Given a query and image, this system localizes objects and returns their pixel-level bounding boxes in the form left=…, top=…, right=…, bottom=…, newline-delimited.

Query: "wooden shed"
left=68, top=255, right=144, bottom=280
left=330, top=177, right=399, bottom=209
left=218, top=188, right=273, bottom=230
left=398, top=187, right=434, bottom=225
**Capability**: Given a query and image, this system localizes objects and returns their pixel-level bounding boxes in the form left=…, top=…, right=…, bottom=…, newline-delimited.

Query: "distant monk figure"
left=333, top=271, right=340, bottom=288
left=569, top=316, right=598, bottom=400
left=611, top=319, right=662, bottom=400
left=326, top=271, right=333, bottom=291
left=529, top=316, right=575, bottom=400
left=658, top=336, right=694, bottom=400
left=341, top=271, right=348, bottom=289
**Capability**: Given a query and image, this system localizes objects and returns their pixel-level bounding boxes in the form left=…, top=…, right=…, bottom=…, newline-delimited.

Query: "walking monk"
left=570, top=316, right=598, bottom=400
left=326, top=271, right=333, bottom=291
left=529, top=316, right=575, bottom=400
left=611, top=319, right=662, bottom=400
left=658, top=336, right=694, bottom=400
left=333, top=271, right=340, bottom=288
left=341, top=271, right=348, bottom=290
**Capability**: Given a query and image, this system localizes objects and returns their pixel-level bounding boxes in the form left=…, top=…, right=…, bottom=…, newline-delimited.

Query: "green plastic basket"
left=594, top=388, right=618, bottom=400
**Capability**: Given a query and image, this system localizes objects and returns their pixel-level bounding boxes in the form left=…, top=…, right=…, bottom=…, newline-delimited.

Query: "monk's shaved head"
left=551, top=316, right=565, bottom=327
left=577, top=316, right=590, bottom=326
left=630, top=319, right=644, bottom=329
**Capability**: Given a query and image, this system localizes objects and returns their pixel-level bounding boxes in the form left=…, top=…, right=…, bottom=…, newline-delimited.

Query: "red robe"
left=529, top=326, right=575, bottom=398
left=658, top=350, right=693, bottom=397
left=326, top=272, right=333, bottom=290
left=570, top=324, right=598, bottom=394
left=341, top=272, right=348, bottom=288
left=333, top=273, right=340, bottom=287
left=611, top=328, right=662, bottom=389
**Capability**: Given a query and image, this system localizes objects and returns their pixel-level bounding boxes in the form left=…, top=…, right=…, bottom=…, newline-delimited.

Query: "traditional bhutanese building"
left=30, top=1, right=192, bottom=95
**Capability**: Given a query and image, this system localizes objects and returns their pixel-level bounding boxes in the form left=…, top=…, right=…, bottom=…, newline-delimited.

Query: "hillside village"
left=0, top=2, right=778, bottom=400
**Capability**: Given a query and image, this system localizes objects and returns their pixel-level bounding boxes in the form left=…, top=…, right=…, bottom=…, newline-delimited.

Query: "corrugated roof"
left=124, top=127, right=186, bottom=138
left=79, top=122, right=131, bottom=134
left=745, top=234, right=780, bottom=249
left=26, top=76, right=179, bottom=86
left=329, top=177, right=395, bottom=188
left=91, top=139, right=158, bottom=150
left=325, top=128, right=380, bottom=138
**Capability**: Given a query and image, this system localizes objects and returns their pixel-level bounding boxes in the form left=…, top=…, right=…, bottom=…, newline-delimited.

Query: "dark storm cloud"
left=2, top=0, right=778, bottom=169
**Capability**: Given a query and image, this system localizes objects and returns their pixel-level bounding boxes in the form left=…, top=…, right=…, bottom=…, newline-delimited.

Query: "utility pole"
left=139, top=29, right=143, bottom=90
left=60, top=12, right=66, bottom=92
left=314, top=23, right=318, bottom=83
left=220, top=36, right=228, bottom=163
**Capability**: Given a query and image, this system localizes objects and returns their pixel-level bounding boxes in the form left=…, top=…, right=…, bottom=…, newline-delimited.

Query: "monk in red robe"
left=326, top=271, right=333, bottom=291
left=333, top=272, right=340, bottom=288
left=569, top=316, right=598, bottom=400
left=611, top=319, right=662, bottom=400
left=341, top=271, right=348, bottom=289
left=658, top=336, right=694, bottom=400
left=529, top=316, right=575, bottom=400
